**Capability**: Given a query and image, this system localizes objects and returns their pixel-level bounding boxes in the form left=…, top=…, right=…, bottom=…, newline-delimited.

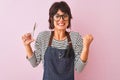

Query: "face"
left=53, top=9, right=69, bottom=31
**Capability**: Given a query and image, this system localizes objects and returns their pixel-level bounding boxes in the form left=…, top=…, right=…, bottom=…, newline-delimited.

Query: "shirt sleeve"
left=74, top=32, right=87, bottom=72
left=26, top=32, right=42, bottom=68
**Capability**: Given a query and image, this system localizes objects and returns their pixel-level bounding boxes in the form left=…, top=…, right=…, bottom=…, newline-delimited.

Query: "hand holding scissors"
left=22, top=22, right=37, bottom=46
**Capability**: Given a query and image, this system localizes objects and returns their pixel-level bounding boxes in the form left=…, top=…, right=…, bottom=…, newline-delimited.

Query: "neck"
left=54, top=29, right=66, bottom=40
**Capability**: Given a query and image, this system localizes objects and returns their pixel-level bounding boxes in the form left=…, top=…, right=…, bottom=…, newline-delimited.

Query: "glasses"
left=54, top=14, right=69, bottom=21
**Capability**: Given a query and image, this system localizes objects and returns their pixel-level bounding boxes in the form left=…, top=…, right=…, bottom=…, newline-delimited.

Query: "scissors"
left=32, top=22, right=37, bottom=37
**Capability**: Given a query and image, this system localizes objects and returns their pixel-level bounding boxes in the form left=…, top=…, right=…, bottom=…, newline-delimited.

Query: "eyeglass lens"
left=54, top=14, right=69, bottom=21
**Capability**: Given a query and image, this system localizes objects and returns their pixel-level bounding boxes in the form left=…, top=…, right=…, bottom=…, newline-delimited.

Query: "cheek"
left=53, top=21, right=57, bottom=26
left=66, top=21, right=69, bottom=26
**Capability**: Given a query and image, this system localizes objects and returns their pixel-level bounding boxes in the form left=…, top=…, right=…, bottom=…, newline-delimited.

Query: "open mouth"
left=58, top=23, right=65, bottom=26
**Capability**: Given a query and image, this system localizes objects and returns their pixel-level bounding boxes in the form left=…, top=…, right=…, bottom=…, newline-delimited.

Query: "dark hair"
left=48, top=1, right=72, bottom=29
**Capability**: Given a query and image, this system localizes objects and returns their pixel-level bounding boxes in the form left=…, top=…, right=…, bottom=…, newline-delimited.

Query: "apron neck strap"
left=48, top=31, right=72, bottom=48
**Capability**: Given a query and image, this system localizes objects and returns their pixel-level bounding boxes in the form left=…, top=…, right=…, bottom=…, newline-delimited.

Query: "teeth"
left=58, top=23, right=64, bottom=26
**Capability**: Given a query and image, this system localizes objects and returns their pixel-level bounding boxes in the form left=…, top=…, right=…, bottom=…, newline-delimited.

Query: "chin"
left=57, top=25, right=67, bottom=29
left=57, top=28, right=67, bottom=30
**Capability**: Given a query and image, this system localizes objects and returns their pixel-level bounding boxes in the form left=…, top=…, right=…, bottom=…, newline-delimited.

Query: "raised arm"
left=21, top=33, right=34, bottom=58
left=80, top=34, right=93, bottom=62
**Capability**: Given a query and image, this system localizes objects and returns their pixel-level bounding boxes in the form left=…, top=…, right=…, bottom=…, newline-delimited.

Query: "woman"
left=22, top=1, right=93, bottom=80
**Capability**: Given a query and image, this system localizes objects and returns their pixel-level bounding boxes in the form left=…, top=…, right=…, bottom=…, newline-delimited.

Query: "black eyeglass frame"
left=53, top=14, right=69, bottom=21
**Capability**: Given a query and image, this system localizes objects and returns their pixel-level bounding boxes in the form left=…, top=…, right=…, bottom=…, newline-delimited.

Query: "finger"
left=21, top=35, right=26, bottom=42
left=24, top=33, right=32, bottom=39
left=26, top=33, right=31, bottom=36
left=22, top=34, right=30, bottom=42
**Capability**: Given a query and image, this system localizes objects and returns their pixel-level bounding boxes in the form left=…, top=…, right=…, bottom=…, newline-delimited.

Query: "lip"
left=57, top=23, right=65, bottom=26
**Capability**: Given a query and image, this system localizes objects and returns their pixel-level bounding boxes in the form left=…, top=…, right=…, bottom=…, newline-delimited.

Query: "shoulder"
left=69, top=31, right=83, bottom=46
left=37, top=31, right=51, bottom=38
left=36, top=31, right=51, bottom=41
left=69, top=31, right=82, bottom=39
left=69, top=31, right=83, bottom=53
left=38, top=31, right=51, bottom=36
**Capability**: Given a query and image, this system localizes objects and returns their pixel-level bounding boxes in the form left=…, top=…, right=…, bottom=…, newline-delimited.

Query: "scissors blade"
left=32, top=22, right=36, bottom=36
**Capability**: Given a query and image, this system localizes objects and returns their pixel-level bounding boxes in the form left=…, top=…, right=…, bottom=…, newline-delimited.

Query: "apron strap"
left=48, top=31, right=72, bottom=48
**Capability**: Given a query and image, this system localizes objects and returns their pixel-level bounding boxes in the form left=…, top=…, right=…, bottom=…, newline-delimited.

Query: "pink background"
left=0, top=0, right=120, bottom=80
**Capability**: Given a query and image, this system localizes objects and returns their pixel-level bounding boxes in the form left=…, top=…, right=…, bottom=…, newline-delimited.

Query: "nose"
left=59, top=16, right=64, bottom=21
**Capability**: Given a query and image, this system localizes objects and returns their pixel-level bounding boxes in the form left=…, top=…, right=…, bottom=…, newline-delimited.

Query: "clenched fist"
left=83, top=34, right=93, bottom=47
